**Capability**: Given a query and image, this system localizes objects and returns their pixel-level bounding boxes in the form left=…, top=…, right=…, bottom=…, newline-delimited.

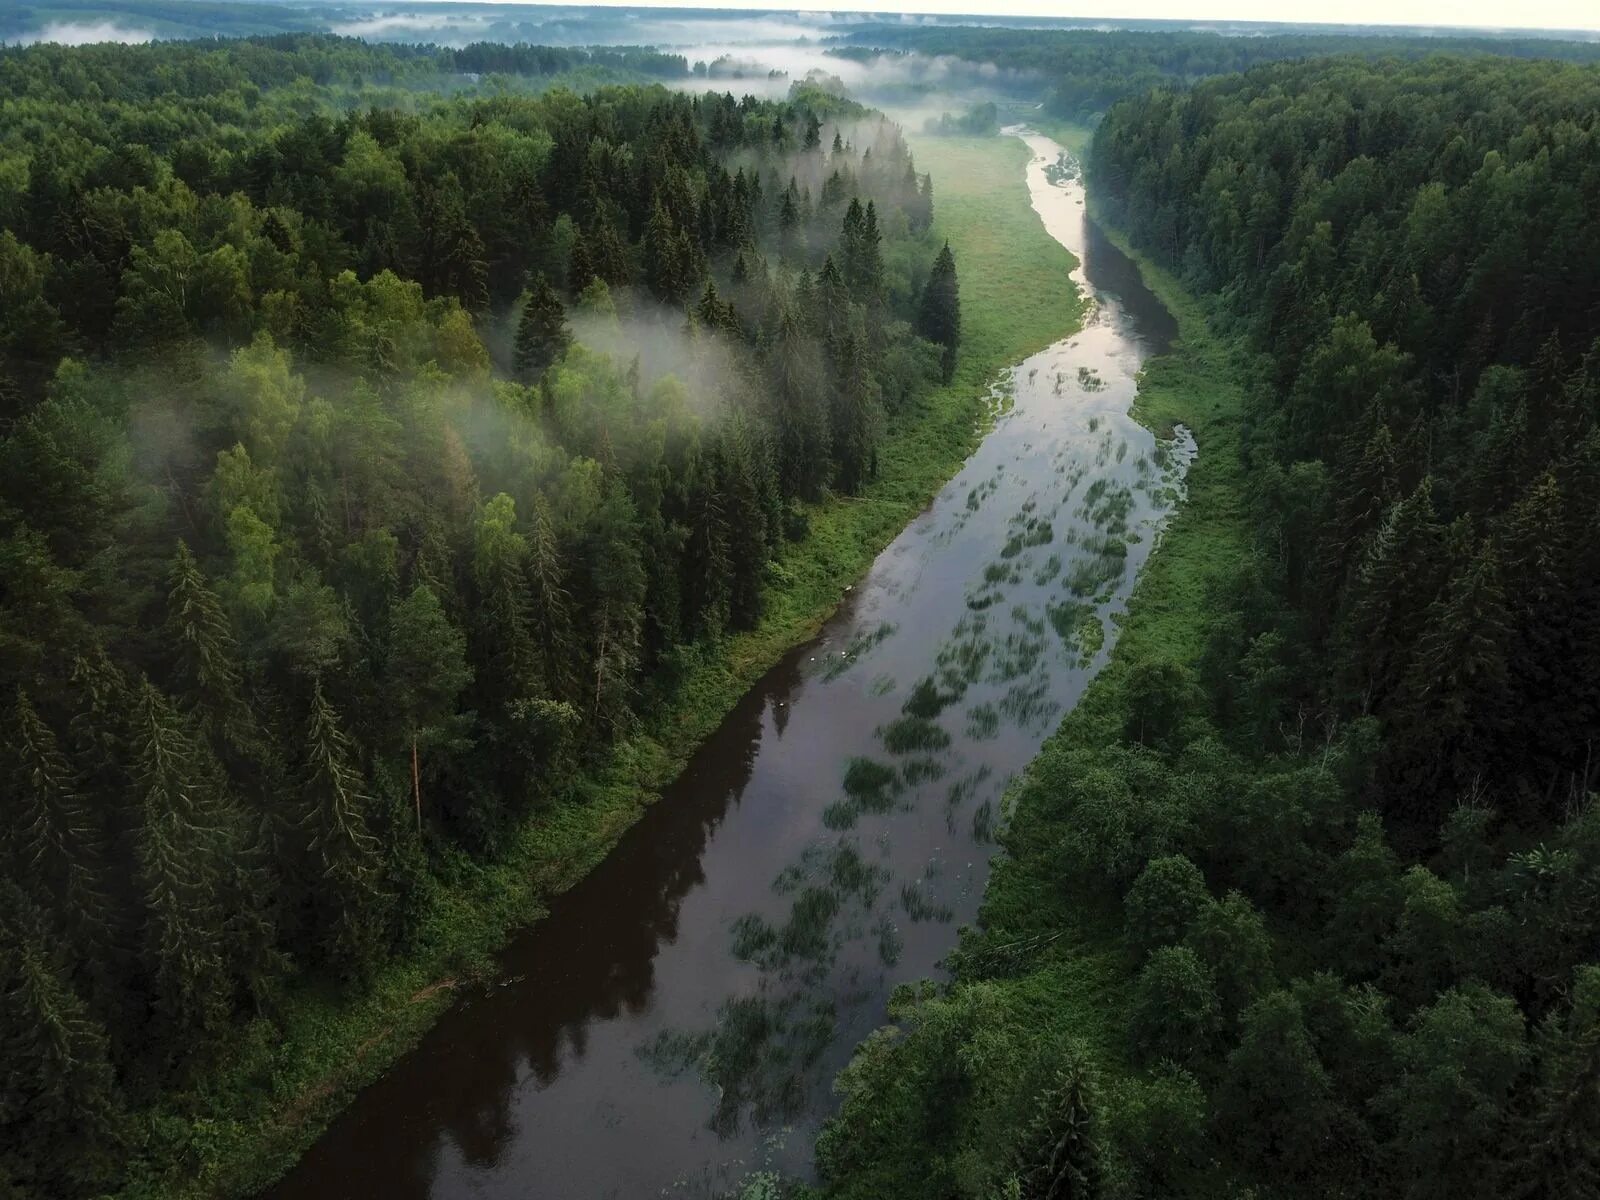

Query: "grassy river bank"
left=131, top=132, right=1087, bottom=1200
left=811, top=131, right=1256, bottom=1199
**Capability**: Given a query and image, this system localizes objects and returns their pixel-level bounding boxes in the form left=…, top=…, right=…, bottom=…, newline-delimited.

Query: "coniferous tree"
left=1504, top=965, right=1600, bottom=1200
left=385, top=584, right=471, bottom=833
left=513, top=275, right=571, bottom=380
left=128, top=681, right=231, bottom=1045
left=1017, top=1058, right=1103, bottom=1200
left=5, top=690, right=107, bottom=959
left=832, top=328, right=883, bottom=494
left=918, top=241, right=961, bottom=382
left=0, top=881, right=123, bottom=1198
left=299, top=681, right=386, bottom=974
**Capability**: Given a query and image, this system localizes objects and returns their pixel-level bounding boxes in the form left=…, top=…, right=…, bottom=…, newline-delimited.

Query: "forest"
left=817, top=53, right=1600, bottom=1200
left=0, top=35, right=961, bottom=1198
left=831, top=27, right=1600, bottom=120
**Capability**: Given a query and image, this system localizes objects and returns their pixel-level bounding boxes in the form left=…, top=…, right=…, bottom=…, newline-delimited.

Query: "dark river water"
left=264, top=129, right=1191, bottom=1200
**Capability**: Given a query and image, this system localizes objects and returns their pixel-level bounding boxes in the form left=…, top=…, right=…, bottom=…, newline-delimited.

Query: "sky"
left=442, top=0, right=1600, bottom=34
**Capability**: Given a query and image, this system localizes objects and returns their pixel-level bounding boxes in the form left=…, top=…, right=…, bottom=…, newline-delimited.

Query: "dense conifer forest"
left=832, top=27, right=1600, bottom=120
left=0, top=35, right=961, bottom=1197
left=817, top=53, right=1600, bottom=1200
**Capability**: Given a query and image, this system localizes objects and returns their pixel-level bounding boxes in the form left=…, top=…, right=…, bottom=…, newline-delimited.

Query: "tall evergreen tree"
left=513, top=275, right=571, bottom=379
left=918, top=241, right=961, bottom=382
left=0, top=882, right=123, bottom=1198
left=299, top=681, right=386, bottom=974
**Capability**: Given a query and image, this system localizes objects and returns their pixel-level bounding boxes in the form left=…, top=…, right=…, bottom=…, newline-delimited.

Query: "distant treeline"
left=818, top=52, right=1600, bottom=1200
left=833, top=26, right=1600, bottom=119
left=0, top=36, right=958, bottom=1198
left=0, top=33, right=690, bottom=94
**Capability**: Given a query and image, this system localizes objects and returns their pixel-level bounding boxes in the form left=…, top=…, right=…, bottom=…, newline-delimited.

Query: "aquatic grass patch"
left=966, top=703, right=1001, bottom=740
left=1000, top=518, right=1053, bottom=559
left=879, top=715, right=952, bottom=754
left=901, top=676, right=960, bottom=719
left=842, top=757, right=901, bottom=807
left=900, top=757, right=948, bottom=786
left=898, top=881, right=955, bottom=924
left=873, top=916, right=905, bottom=967
left=988, top=631, right=1048, bottom=683
left=821, top=622, right=899, bottom=681
left=1066, top=553, right=1125, bottom=598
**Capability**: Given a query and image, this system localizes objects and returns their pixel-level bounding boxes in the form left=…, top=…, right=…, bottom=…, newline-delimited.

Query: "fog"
left=7, top=20, right=156, bottom=46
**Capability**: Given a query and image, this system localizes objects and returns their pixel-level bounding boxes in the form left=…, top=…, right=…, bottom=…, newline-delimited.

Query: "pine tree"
left=918, top=241, right=961, bottom=382
left=567, top=228, right=597, bottom=296
left=127, top=681, right=231, bottom=1045
left=832, top=328, right=883, bottom=494
left=165, top=541, right=255, bottom=755
left=527, top=491, right=578, bottom=704
left=644, top=201, right=684, bottom=303
left=1390, top=539, right=1513, bottom=817
left=300, top=681, right=387, bottom=974
left=5, top=690, right=109, bottom=963
left=0, top=881, right=124, bottom=1197
left=385, top=584, right=471, bottom=834
left=1504, top=965, right=1600, bottom=1200
left=1017, top=1057, right=1104, bottom=1200
left=582, top=478, right=646, bottom=738
left=471, top=493, right=539, bottom=714
left=1335, top=479, right=1444, bottom=711
left=513, top=275, right=571, bottom=380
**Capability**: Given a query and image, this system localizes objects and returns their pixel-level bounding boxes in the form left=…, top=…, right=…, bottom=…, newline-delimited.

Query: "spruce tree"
left=1017, top=1057, right=1104, bottom=1200
left=527, top=491, right=577, bottom=704
left=1504, top=965, right=1600, bottom=1200
left=567, top=228, right=597, bottom=296
left=918, top=241, right=961, bottom=382
left=165, top=541, right=255, bottom=755
left=513, top=275, right=571, bottom=379
left=0, top=881, right=124, bottom=1197
left=128, top=681, right=231, bottom=1045
left=300, top=681, right=386, bottom=974
left=832, top=329, right=883, bottom=494
left=6, top=690, right=109, bottom=962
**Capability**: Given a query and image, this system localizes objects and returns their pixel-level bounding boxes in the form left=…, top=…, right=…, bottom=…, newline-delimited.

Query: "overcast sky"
left=493, top=0, right=1600, bottom=34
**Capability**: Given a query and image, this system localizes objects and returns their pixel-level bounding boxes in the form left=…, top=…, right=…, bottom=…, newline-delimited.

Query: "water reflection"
left=264, top=130, right=1193, bottom=1200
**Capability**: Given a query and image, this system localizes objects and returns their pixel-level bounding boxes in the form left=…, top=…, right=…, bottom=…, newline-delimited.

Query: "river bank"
left=129, top=133, right=1087, bottom=1200
left=813, top=144, right=1256, bottom=1200
left=254, top=126, right=1190, bottom=1200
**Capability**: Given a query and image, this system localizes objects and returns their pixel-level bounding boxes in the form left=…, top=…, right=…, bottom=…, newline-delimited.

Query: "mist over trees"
left=0, top=35, right=955, bottom=1197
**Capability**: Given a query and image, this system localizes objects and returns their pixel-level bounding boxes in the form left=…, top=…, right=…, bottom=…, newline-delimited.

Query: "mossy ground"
left=134, top=131, right=1087, bottom=1200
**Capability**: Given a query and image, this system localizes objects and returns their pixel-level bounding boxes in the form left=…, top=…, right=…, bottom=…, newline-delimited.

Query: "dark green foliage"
left=1128, top=946, right=1221, bottom=1068
left=0, top=37, right=955, bottom=1191
left=1122, top=854, right=1208, bottom=961
left=917, top=241, right=961, bottom=383
left=0, top=883, right=124, bottom=1197
left=513, top=275, right=571, bottom=379
left=824, top=50, right=1600, bottom=1200
left=1015, top=1060, right=1103, bottom=1199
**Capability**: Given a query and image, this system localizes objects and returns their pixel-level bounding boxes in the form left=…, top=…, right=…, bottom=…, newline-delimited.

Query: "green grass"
left=135, top=132, right=1088, bottom=1200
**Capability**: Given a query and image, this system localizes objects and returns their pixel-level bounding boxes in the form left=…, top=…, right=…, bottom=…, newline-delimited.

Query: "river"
left=263, top=128, right=1193, bottom=1200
